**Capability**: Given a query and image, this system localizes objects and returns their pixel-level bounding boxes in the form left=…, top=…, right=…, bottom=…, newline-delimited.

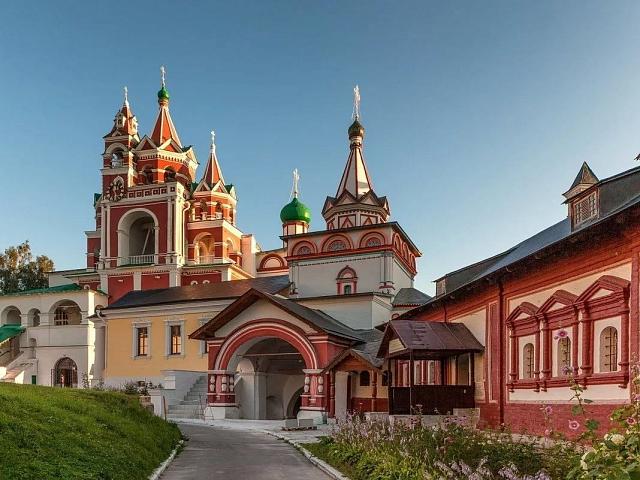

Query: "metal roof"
left=378, top=320, right=484, bottom=359
left=104, top=275, right=291, bottom=309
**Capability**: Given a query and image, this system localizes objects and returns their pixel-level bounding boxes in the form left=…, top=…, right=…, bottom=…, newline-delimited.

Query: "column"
left=508, top=326, right=518, bottom=383
left=621, top=307, right=630, bottom=376
left=299, top=369, right=326, bottom=423
left=580, top=309, right=593, bottom=376
left=204, top=370, right=239, bottom=420
left=329, top=371, right=336, bottom=418
left=571, top=310, right=580, bottom=376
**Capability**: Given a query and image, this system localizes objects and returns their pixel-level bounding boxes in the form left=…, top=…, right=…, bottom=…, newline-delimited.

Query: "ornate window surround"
left=507, top=275, right=630, bottom=392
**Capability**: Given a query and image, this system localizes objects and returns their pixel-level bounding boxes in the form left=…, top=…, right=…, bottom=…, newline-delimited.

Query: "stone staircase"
left=166, top=375, right=208, bottom=420
left=0, top=356, right=37, bottom=383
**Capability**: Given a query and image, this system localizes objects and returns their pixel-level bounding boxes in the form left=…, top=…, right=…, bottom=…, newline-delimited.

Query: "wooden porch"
left=379, top=320, right=484, bottom=416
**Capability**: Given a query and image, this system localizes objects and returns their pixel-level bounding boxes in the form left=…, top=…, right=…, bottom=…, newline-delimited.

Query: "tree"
left=0, top=241, right=54, bottom=294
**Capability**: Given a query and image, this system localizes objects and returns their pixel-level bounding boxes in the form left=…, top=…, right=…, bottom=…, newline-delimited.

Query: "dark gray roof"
left=105, top=275, right=290, bottom=309
left=393, top=287, right=432, bottom=306
left=569, top=162, right=599, bottom=190
left=420, top=165, right=640, bottom=310
left=380, top=320, right=484, bottom=358
left=263, top=293, right=367, bottom=341
left=351, top=329, right=385, bottom=368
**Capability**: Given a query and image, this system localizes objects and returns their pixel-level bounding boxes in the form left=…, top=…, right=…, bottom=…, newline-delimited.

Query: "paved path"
left=161, top=423, right=329, bottom=480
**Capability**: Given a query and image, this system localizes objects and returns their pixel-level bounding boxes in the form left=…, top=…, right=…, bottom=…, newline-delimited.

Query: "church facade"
left=1, top=73, right=638, bottom=434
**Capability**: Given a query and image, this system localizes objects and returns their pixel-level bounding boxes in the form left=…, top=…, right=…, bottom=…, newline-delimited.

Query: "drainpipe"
left=497, top=277, right=505, bottom=426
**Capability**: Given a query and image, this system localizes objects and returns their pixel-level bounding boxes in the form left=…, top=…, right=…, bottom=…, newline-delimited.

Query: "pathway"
left=160, top=423, right=329, bottom=480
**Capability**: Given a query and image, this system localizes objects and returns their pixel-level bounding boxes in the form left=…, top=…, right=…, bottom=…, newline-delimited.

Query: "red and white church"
left=1, top=72, right=639, bottom=435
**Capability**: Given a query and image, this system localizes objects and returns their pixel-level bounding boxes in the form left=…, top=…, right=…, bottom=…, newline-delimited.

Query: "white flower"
left=606, top=433, right=625, bottom=445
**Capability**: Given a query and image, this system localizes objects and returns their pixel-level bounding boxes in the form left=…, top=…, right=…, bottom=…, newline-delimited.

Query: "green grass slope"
left=0, top=384, right=181, bottom=480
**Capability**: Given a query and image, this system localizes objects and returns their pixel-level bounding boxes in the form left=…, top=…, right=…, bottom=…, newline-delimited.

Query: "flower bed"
left=305, top=415, right=581, bottom=479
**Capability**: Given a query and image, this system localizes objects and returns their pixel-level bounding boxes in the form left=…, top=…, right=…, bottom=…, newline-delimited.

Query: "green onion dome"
left=157, top=86, right=170, bottom=101
left=348, top=118, right=365, bottom=138
left=280, top=197, right=311, bottom=224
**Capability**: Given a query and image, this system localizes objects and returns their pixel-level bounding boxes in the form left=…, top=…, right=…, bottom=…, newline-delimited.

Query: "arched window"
left=200, top=201, right=208, bottom=220
left=328, top=240, right=347, bottom=252
left=111, top=151, right=123, bottom=167
left=295, top=245, right=312, bottom=256
left=190, top=280, right=198, bottom=286
left=336, top=266, right=357, bottom=295
left=142, top=166, right=153, bottom=184
left=164, top=167, right=176, bottom=182
left=557, top=337, right=571, bottom=376
left=359, top=371, right=370, bottom=387
left=600, top=327, right=618, bottom=372
left=522, top=343, right=534, bottom=379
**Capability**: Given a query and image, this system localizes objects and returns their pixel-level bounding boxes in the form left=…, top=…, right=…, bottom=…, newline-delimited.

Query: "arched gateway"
left=189, top=289, right=360, bottom=423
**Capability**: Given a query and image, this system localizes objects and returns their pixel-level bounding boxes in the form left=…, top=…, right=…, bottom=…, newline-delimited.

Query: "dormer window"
left=573, top=192, right=598, bottom=226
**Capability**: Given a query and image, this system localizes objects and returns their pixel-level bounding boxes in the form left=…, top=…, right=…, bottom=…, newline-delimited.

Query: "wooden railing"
left=389, top=385, right=475, bottom=415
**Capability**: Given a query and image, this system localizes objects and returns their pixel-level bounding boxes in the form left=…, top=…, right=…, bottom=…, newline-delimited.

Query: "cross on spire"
left=160, top=65, right=166, bottom=87
left=123, top=86, right=129, bottom=106
left=210, top=130, right=216, bottom=152
left=291, top=169, right=300, bottom=199
left=352, top=85, right=361, bottom=120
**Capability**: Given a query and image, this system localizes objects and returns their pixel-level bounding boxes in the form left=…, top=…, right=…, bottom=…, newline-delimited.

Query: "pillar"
left=204, top=370, right=239, bottom=420
left=371, top=371, right=378, bottom=412
left=298, top=369, right=326, bottom=424
left=329, top=371, right=335, bottom=418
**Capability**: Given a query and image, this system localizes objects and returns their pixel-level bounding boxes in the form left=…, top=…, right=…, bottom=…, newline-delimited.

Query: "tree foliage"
left=0, top=241, right=54, bottom=294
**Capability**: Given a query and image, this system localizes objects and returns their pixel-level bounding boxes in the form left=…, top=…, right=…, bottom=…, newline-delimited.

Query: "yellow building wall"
left=104, top=312, right=209, bottom=383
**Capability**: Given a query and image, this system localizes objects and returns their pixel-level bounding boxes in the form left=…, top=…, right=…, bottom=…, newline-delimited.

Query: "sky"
left=1, top=1, right=640, bottom=294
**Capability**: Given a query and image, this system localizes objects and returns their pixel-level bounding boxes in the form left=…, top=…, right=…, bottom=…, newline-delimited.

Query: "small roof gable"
left=378, top=320, right=484, bottom=359
left=569, top=162, right=599, bottom=191
left=190, top=289, right=365, bottom=342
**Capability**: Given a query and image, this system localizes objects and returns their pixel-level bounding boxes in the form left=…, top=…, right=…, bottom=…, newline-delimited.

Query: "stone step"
left=168, top=404, right=202, bottom=411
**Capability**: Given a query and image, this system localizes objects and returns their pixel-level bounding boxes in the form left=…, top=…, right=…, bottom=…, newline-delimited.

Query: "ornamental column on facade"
left=298, top=368, right=327, bottom=422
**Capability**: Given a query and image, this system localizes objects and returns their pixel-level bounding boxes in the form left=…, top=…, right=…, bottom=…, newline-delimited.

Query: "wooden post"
left=469, top=353, right=475, bottom=387
left=409, top=350, right=414, bottom=412
left=371, top=371, right=378, bottom=412
left=440, top=359, right=446, bottom=385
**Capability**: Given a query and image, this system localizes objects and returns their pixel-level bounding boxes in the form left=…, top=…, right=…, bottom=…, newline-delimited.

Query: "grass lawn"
left=0, top=383, right=181, bottom=480
left=303, top=441, right=364, bottom=480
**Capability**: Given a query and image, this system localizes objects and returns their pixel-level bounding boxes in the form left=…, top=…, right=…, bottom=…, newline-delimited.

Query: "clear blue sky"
left=1, top=1, right=640, bottom=294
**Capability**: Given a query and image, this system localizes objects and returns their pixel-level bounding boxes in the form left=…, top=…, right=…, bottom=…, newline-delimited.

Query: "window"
left=328, top=240, right=347, bottom=252
left=337, top=266, right=357, bottom=295
left=170, top=325, right=182, bottom=355
left=295, top=245, right=312, bottom=255
left=359, top=371, right=370, bottom=386
left=522, top=343, right=534, bottom=379
left=428, top=361, right=436, bottom=385
left=600, top=327, right=618, bottom=372
left=142, top=166, right=153, bottom=184
left=574, top=193, right=597, bottom=225
left=54, top=308, right=69, bottom=326
left=137, top=327, right=148, bottom=356
left=164, top=168, right=176, bottom=182
left=557, top=337, right=571, bottom=376
left=365, top=237, right=382, bottom=247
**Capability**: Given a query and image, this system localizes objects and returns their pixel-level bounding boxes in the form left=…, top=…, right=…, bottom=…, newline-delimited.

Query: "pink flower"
left=554, top=329, right=568, bottom=340
left=568, top=420, right=580, bottom=431
left=543, top=405, right=553, bottom=415
left=544, top=428, right=552, bottom=437
left=627, top=417, right=637, bottom=426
